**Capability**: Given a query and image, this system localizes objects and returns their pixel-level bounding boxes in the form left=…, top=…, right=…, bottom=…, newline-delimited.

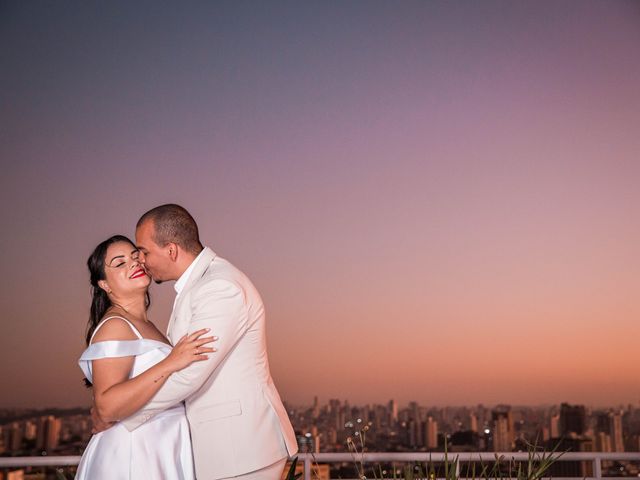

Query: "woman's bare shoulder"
left=91, top=314, right=138, bottom=343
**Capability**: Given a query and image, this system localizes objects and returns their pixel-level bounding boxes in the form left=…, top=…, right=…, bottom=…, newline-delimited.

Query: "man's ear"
left=167, top=242, right=179, bottom=262
left=98, top=280, right=111, bottom=294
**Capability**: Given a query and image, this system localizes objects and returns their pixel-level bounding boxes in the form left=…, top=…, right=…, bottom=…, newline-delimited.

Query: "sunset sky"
left=1, top=1, right=639, bottom=409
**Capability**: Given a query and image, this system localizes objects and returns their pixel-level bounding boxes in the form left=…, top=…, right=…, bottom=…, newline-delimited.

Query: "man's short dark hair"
left=137, top=204, right=203, bottom=255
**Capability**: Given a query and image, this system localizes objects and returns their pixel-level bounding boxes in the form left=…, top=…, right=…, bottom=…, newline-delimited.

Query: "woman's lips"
left=130, top=269, right=147, bottom=279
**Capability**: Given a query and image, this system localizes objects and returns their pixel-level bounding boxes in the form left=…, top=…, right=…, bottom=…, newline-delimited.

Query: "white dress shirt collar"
left=174, top=248, right=207, bottom=295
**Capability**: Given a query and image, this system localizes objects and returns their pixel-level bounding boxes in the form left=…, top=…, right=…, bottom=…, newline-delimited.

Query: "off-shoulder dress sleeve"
left=78, top=339, right=171, bottom=384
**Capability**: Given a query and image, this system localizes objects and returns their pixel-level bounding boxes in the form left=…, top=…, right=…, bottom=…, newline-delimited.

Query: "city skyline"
left=1, top=1, right=639, bottom=409
left=3, top=399, right=640, bottom=454
left=4, top=399, right=640, bottom=477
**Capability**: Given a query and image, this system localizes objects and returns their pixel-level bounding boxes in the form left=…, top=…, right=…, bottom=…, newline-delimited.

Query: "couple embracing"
left=76, top=204, right=298, bottom=479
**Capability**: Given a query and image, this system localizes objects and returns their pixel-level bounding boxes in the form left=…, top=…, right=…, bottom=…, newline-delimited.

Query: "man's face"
left=135, top=220, right=175, bottom=283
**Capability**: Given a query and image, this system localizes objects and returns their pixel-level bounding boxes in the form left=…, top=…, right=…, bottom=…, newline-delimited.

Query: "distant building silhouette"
left=389, top=399, right=398, bottom=425
left=424, top=415, right=438, bottom=449
left=491, top=405, right=514, bottom=451
left=36, top=415, right=61, bottom=452
left=611, top=412, right=625, bottom=452
left=546, top=436, right=594, bottom=477
left=549, top=412, right=560, bottom=438
left=469, top=412, right=478, bottom=432
left=560, top=403, right=586, bottom=436
left=449, top=430, right=481, bottom=451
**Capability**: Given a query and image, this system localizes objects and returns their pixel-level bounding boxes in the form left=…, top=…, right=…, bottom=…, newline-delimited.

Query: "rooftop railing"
left=1, top=452, right=640, bottom=480
left=296, top=451, right=640, bottom=480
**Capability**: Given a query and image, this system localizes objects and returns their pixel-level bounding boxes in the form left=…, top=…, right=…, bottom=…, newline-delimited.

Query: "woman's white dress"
left=75, top=316, right=195, bottom=480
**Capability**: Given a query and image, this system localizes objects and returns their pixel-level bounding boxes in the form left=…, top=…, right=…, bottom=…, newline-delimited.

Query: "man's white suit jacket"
left=122, top=247, right=298, bottom=479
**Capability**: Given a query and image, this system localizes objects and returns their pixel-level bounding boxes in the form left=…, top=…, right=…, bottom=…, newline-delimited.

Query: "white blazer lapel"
left=166, top=306, right=179, bottom=342
left=167, top=248, right=217, bottom=344
left=168, top=297, right=188, bottom=344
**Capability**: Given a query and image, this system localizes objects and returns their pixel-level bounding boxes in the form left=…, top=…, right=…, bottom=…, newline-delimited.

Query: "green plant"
left=285, top=455, right=303, bottom=480
left=512, top=439, right=565, bottom=480
left=55, top=469, right=69, bottom=480
left=302, top=420, right=566, bottom=480
left=345, top=418, right=371, bottom=479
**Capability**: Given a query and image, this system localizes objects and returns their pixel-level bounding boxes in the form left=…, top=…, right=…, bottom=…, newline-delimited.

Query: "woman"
left=75, top=235, right=216, bottom=479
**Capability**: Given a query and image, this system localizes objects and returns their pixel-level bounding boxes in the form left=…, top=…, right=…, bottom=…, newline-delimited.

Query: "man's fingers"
left=194, top=336, right=217, bottom=346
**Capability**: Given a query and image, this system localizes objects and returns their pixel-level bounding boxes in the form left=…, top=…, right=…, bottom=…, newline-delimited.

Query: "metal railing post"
left=304, top=455, right=312, bottom=480
left=593, top=455, right=602, bottom=479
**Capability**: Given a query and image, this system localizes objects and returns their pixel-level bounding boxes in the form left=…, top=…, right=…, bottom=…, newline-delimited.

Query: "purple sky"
left=1, top=1, right=639, bottom=409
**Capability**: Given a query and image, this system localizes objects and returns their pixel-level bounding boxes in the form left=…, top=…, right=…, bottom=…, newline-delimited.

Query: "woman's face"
left=101, top=241, right=150, bottom=296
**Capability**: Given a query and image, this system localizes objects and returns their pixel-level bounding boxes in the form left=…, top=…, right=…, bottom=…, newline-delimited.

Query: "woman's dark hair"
left=84, top=235, right=151, bottom=387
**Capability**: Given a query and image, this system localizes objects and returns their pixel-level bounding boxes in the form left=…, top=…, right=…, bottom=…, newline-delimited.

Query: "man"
left=96, top=204, right=297, bottom=479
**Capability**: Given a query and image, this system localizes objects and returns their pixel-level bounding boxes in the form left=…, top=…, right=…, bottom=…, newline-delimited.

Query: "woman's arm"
left=91, top=319, right=215, bottom=423
left=121, top=279, right=249, bottom=432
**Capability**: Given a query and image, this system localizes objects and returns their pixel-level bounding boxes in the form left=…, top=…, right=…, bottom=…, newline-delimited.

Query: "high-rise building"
left=549, top=413, right=560, bottom=438
left=409, top=402, right=422, bottom=446
left=469, top=412, right=478, bottom=433
left=560, top=403, right=586, bottom=436
left=491, top=405, right=514, bottom=451
left=373, top=405, right=384, bottom=429
left=328, top=399, right=341, bottom=432
left=328, top=398, right=340, bottom=414
left=9, top=422, right=23, bottom=453
left=424, top=416, right=438, bottom=449
left=408, top=419, right=419, bottom=447
left=310, top=425, right=320, bottom=453
left=0, top=425, right=7, bottom=453
left=23, top=421, right=36, bottom=441
left=389, top=399, right=398, bottom=425
left=476, top=404, right=487, bottom=426
left=36, top=416, right=61, bottom=452
left=596, top=411, right=611, bottom=434
left=542, top=426, right=550, bottom=442
left=611, top=412, right=624, bottom=452
left=547, top=437, right=593, bottom=478
left=595, top=431, right=612, bottom=452
left=594, top=411, right=616, bottom=452
left=36, top=417, right=47, bottom=450
left=362, top=404, right=371, bottom=427
left=493, top=415, right=511, bottom=451
left=327, top=427, right=337, bottom=447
